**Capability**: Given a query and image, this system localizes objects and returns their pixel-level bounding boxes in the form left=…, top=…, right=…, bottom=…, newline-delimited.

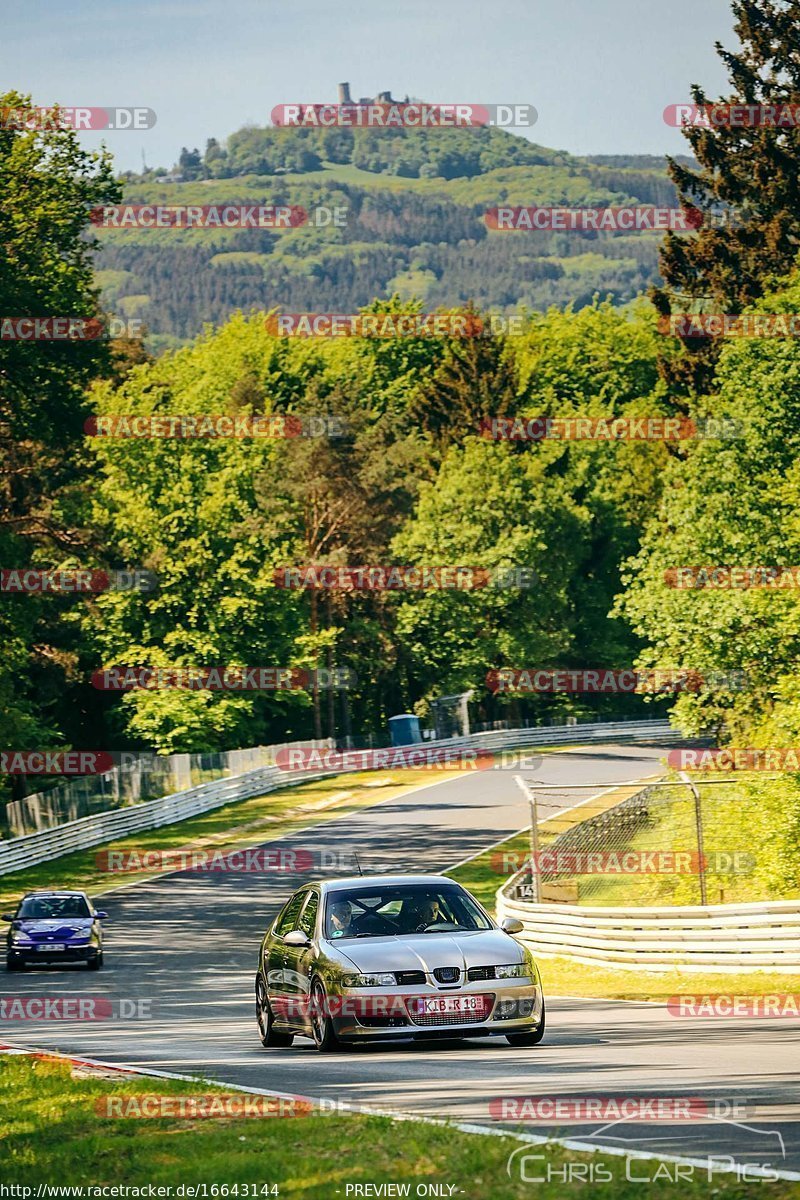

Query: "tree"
left=618, top=269, right=800, bottom=740
left=0, top=91, right=120, bottom=775
left=178, top=146, right=202, bottom=178
left=653, top=0, right=800, bottom=393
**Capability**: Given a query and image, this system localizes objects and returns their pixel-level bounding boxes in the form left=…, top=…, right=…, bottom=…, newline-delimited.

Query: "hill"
left=96, top=119, right=693, bottom=352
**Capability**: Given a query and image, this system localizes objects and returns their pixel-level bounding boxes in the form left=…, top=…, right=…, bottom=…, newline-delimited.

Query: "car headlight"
left=496, top=963, right=529, bottom=978
left=341, top=973, right=396, bottom=987
left=11, top=933, right=31, bottom=944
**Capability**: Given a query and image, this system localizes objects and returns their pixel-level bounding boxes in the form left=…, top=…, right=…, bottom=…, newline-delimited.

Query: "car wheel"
left=256, top=975, right=293, bottom=1048
left=88, top=952, right=103, bottom=970
left=6, top=956, right=21, bottom=971
left=506, top=1001, right=546, bottom=1046
left=310, top=978, right=341, bottom=1053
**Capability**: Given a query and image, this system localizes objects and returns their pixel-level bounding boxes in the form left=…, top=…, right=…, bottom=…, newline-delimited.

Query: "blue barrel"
left=388, top=713, right=422, bottom=746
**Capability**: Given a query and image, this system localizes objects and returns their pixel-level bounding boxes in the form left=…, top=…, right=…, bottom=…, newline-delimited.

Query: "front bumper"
left=326, top=980, right=543, bottom=1042
left=7, top=943, right=99, bottom=965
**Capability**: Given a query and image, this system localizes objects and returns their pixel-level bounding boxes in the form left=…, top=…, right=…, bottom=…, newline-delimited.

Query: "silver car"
left=255, top=874, right=545, bottom=1052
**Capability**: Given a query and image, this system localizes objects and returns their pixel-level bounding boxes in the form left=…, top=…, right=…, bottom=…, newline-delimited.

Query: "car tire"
left=6, top=956, right=21, bottom=971
left=310, top=978, right=342, bottom=1053
left=506, top=1001, right=546, bottom=1046
left=256, top=975, right=294, bottom=1048
left=88, top=952, right=103, bottom=970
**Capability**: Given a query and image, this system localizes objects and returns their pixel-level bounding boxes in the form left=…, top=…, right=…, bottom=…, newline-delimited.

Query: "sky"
left=2, top=0, right=738, bottom=173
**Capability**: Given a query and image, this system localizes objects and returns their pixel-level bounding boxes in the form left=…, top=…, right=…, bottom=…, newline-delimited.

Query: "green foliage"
left=617, top=270, right=800, bottom=740
left=0, top=91, right=120, bottom=784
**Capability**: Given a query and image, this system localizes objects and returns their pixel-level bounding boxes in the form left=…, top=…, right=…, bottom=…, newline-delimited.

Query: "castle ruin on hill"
left=337, top=83, right=411, bottom=106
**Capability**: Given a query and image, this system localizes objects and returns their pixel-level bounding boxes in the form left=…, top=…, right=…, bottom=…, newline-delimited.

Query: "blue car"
left=3, top=891, right=107, bottom=970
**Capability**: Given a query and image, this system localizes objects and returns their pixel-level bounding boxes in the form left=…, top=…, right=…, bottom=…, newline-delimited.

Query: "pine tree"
left=653, top=0, right=800, bottom=392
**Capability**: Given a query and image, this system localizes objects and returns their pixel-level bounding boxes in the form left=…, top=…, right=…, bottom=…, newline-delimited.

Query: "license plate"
left=419, top=995, right=482, bottom=1015
left=38, top=944, right=64, bottom=951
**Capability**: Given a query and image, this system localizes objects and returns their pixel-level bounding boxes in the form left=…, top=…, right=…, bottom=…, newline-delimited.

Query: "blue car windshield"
left=18, top=895, right=91, bottom=919
left=324, top=883, right=492, bottom=940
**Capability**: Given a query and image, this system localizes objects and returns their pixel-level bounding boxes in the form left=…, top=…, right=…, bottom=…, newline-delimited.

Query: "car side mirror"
left=95, top=912, right=109, bottom=920
left=283, top=930, right=310, bottom=947
left=501, top=917, right=524, bottom=935
left=1, top=915, right=13, bottom=922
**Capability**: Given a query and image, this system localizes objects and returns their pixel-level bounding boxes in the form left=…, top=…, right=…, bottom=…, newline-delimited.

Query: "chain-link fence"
left=509, top=776, right=784, bottom=906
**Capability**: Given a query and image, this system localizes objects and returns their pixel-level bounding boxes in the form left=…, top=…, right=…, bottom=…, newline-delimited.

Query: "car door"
left=267, top=891, right=305, bottom=1022
left=282, top=889, right=320, bottom=1027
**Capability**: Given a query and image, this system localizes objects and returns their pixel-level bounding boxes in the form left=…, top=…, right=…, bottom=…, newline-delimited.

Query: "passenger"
left=329, top=900, right=353, bottom=936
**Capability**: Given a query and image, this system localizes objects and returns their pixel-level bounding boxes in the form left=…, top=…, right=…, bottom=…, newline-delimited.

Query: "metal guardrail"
left=497, top=887, right=800, bottom=972
left=5, top=741, right=328, bottom=837
left=0, top=718, right=681, bottom=878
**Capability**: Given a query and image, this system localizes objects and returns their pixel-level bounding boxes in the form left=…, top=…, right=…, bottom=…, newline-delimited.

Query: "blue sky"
left=2, top=0, right=737, bottom=173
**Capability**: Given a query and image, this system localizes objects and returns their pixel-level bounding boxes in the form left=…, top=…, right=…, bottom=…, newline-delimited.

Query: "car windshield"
left=323, top=883, right=492, bottom=940
left=17, top=895, right=91, bottom=919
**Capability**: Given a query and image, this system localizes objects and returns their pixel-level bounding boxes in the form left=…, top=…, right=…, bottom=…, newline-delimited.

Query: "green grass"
left=536, top=955, right=800, bottom=1002
left=1, top=1054, right=794, bottom=1196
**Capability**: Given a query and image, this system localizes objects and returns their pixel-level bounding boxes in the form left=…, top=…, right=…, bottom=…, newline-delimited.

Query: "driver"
left=329, top=900, right=353, bottom=936
left=414, top=897, right=442, bottom=930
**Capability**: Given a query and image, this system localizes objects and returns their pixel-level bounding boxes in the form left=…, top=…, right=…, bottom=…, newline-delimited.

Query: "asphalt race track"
left=2, top=744, right=799, bottom=1178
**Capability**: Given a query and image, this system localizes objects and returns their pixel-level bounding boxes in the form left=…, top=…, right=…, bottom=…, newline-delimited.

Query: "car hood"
left=329, top=929, right=525, bottom=974
left=15, top=919, right=94, bottom=939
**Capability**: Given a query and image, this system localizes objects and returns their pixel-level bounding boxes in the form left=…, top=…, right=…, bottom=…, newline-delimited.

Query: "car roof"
left=318, top=875, right=456, bottom=893
left=21, top=890, right=89, bottom=899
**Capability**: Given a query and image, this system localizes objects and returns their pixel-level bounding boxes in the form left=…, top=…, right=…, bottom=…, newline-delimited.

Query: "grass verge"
left=1, top=1054, right=795, bottom=1196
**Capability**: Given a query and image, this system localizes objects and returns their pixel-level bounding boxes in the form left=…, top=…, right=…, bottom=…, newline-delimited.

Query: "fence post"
left=514, top=775, right=541, bottom=904
left=679, top=769, right=707, bottom=906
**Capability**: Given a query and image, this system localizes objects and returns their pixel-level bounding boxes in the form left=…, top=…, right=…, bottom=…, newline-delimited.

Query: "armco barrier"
left=0, top=718, right=681, bottom=877
left=497, top=878, right=800, bottom=973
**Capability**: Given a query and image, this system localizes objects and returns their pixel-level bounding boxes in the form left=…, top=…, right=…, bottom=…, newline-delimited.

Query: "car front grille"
left=406, top=994, right=494, bottom=1026
left=433, top=966, right=461, bottom=984
left=395, top=971, right=426, bottom=985
left=467, top=966, right=497, bottom=981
